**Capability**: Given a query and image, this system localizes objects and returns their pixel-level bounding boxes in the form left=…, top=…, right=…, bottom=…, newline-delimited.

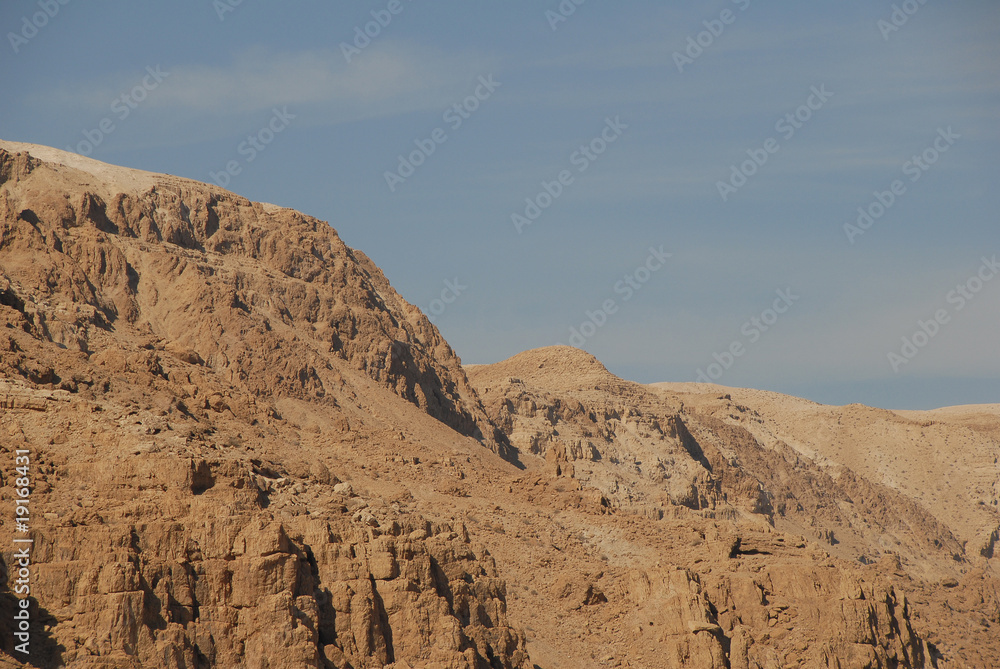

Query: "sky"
left=1, top=0, right=998, bottom=410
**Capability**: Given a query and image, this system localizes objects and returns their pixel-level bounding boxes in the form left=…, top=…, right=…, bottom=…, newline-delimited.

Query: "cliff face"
left=2, top=393, right=529, bottom=669
left=0, top=145, right=506, bottom=457
left=0, top=142, right=996, bottom=669
left=0, top=143, right=523, bottom=668
left=468, top=347, right=967, bottom=579
left=467, top=346, right=998, bottom=668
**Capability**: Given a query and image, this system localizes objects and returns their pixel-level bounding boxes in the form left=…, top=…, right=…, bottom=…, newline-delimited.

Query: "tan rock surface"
left=650, top=383, right=1000, bottom=566
left=0, top=142, right=996, bottom=668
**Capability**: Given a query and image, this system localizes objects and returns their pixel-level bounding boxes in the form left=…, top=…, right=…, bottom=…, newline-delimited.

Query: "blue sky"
left=2, top=0, right=998, bottom=409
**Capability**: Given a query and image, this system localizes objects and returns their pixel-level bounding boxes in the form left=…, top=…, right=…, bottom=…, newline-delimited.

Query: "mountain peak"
left=466, top=345, right=619, bottom=391
left=0, top=141, right=509, bottom=456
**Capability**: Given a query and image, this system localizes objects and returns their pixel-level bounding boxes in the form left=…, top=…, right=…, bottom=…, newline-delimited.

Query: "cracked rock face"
left=1, top=142, right=998, bottom=669
left=0, top=145, right=506, bottom=460
left=468, top=347, right=998, bottom=668
left=0, top=144, right=525, bottom=669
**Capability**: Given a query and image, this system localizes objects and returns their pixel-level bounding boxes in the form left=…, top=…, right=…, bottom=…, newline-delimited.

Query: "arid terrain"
left=0, top=140, right=997, bottom=668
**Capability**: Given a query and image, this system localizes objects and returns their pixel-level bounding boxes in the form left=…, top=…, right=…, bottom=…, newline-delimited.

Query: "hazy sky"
left=2, top=0, right=998, bottom=409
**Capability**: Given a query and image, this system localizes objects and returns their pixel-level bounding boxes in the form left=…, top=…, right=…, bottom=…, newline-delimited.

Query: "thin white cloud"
left=32, top=42, right=496, bottom=120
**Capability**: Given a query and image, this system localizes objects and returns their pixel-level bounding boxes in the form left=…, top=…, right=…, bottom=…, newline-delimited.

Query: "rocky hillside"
left=0, top=141, right=505, bottom=458
left=650, top=383, right=1000, bottom=562
left=0, top=141, right=523, bottom=668
left=468, top=347, right=998, bottom=667
left=0, top=142, right=997, bottom=668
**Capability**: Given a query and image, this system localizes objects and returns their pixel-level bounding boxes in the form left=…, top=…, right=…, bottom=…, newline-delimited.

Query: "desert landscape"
left=1, top=142, right=997, bottom=668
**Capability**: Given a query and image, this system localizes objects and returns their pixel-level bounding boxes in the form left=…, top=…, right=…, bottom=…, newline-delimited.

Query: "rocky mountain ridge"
left=0, top=141, right=996, bottom=668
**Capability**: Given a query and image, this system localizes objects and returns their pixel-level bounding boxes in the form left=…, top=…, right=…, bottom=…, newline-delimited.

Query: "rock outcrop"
left=0, top=395, right=529, bottom=668
left=468, top=346, right=997, bottom=667
left=0, top=144, right=506, bottom=458
left=1, top=142, right=996, bottom=668
left=0, top=143, right=524, bottom=668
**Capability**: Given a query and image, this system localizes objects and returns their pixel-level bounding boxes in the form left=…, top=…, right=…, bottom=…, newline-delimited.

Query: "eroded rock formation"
left=1, top=142, right=996, bottom=668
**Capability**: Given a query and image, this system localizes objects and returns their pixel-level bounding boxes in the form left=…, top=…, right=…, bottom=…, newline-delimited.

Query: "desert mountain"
left=651, top=383, right=1000, bottom=567
left=0, top=140, right=505, bottom=457
left=0, top=141, right=997, bottom=668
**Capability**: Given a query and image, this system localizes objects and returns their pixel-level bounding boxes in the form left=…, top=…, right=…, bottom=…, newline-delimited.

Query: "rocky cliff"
left=0, top=143, right=505, bottom=457
left=468, top=347, right=998, bottom=668
left=0, top=142, right=523, bottom=668
left=0, top=142, right=997, bottom=668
